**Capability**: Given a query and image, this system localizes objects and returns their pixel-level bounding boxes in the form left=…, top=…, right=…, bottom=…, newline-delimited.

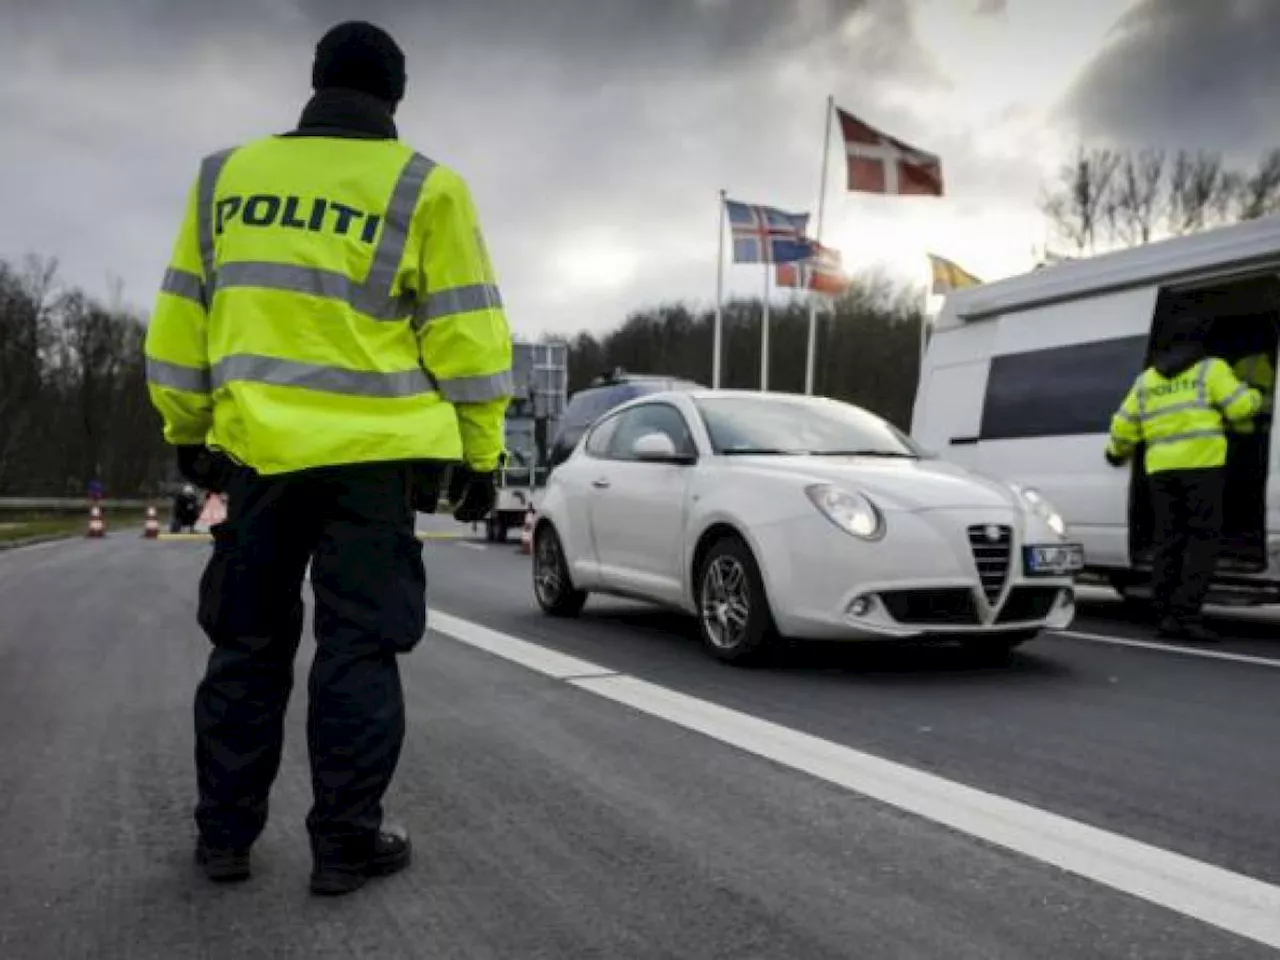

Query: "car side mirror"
left=632, top=432, right=694, bottom=463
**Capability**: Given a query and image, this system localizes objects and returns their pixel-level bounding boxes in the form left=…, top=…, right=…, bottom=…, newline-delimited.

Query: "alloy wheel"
left=700, top=555, right=751, bottom=650
left=534, top=530, right=565, bottom=606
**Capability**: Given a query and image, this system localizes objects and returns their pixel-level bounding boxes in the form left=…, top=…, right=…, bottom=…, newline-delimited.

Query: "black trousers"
left=1149, top=467, right=1224, bottom=623
left=193, top=462, right=426, bottom=862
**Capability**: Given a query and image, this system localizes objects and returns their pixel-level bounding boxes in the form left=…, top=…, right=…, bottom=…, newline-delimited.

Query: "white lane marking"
left=429, top=609, right=1280, bottom=951
left=1054, top=629, right=1280, bottom=669
left=429, top=611, right=608, bottom=680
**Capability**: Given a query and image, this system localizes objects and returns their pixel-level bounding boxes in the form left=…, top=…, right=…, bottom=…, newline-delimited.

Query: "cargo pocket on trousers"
left=197, top=522, right=258, bottom=644
left=383, top=532, right=428, bottom=655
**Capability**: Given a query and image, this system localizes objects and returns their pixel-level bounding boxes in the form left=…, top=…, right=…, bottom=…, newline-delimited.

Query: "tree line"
left=1039, top=145, right=1280, bottom=256
left=2, top=143, right=1276, bottom=495
left=0, top=255, right=170, bottom=497
left=563, top=275, right=927, bottom=429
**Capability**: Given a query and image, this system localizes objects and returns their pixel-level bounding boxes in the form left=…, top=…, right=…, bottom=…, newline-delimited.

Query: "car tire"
left=532, top=523, right=587, bottom=617
left=696, top=535, right=777, bottom=665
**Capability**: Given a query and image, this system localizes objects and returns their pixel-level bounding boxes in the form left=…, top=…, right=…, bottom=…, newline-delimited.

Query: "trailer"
left=483, top=339, right=569, bottom=542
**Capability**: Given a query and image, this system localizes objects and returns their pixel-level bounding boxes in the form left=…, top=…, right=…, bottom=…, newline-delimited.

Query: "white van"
left=911, top=216, right=1280, bottom=606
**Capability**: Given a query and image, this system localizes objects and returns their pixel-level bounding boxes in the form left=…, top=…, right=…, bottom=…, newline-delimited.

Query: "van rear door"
left=976, top=287, right=1156, bottom=569
left=912, top=322, right=997, bottom=473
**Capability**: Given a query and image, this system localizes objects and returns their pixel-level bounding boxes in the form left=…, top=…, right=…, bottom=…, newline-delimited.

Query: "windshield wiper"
left=809, top=449, right=917, bottom=458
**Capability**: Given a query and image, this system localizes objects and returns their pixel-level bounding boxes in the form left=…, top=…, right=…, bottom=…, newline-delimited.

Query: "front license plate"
left=1024, top=543, right=1084, bottom=576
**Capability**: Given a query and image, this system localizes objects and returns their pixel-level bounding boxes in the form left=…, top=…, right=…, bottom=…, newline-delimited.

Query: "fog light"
left=848, top=595, right=872, bottom=617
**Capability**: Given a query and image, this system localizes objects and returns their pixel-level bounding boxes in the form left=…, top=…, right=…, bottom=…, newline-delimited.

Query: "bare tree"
left=1043, top=144, right=1280, bottom=255
left=1235, top=148, right=1280, bottom=221
left=1163, top=150, right=1231, bottom=236
left=1040, top=145, right=1122, bottom=255
left=1110, top=148, right=1165, bottom=246
left=0, top=256, right=59, bottom=490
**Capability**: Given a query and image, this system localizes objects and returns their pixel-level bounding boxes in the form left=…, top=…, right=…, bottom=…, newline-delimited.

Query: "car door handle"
left=591, top=478, right=611, bottom=489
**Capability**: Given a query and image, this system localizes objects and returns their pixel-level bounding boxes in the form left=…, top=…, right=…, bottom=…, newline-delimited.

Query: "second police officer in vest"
left=144, top=22, right=512, bottom=895
left=1105, top=311, right=1262, bottom=643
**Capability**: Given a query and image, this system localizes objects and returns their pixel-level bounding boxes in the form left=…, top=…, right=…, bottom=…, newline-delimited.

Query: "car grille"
left=878, top=589, right=979, bottom=626
left=995, top=586, right=1059, bottom=623
left=968, top=524, right=1012, bottom=605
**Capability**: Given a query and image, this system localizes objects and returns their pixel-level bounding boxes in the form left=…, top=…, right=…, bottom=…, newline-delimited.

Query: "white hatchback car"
left=531, top=390, right=1083, bottom=663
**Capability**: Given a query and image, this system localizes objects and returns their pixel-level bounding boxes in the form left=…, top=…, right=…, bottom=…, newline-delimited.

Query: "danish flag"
left=837, top=107, right=944, bottom=197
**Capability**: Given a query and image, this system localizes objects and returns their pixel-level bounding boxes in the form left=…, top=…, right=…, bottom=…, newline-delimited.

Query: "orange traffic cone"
left=142, top=506, right=159, bottom=539
left=86, top=504, right=105, bottom=538
left=519, top=505, right=536, bottom=554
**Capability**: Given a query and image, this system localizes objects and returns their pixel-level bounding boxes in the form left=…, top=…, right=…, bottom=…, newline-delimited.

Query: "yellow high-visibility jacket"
left=144, top=136, right=513, bottom=475
left=1230, top=352, right=1275, bottom=434
left=1106, top=358, right=1261, bottom=473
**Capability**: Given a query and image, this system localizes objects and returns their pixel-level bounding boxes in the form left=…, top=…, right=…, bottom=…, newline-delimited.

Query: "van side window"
left=980, top=334, right=1148, bottom=440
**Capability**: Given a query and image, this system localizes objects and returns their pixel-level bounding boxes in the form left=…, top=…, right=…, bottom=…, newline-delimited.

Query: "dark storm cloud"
left=8, top=0, right=891, bottom=78
left=1060, top=0, right=1280, bottom=159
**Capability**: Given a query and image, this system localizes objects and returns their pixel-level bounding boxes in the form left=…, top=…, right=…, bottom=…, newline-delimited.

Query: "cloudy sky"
left=2, top=0, right=1276, bottom=337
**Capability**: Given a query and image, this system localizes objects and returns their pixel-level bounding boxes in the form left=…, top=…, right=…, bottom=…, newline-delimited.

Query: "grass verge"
left=0, top=509, right=150, bottom=546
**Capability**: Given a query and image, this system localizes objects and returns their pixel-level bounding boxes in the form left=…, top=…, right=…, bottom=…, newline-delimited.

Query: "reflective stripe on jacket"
left=1230, top=352, right=1275, bottom=434
left=143, top=136, right=513, bottom=474
left=1106, top=358, right=1261, bottom=473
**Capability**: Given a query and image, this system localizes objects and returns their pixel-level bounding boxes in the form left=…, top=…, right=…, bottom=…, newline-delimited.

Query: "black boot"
left=195, top=839, right=251, bottom=883
left=310, top=826, right=411, bottom=896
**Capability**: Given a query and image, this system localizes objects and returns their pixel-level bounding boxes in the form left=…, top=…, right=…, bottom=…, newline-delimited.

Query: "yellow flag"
left=927, top=253, right=982, bottom=295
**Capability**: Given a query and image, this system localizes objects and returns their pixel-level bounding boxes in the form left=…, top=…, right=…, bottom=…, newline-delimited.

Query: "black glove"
left=176, top=445, right=236, bottom=493
left=448, top=467, right=497, bottom=523
left=1104, top=449, right=1126, bottom=468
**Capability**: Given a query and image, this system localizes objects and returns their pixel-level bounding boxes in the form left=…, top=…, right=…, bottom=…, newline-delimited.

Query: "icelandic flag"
left=725, top=199, right=812, bottom=264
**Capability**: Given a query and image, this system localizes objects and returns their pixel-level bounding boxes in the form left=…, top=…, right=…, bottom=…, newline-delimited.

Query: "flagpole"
left=713, top=189, right=726, bottom=389
left=760, top=262, right=771, bottom=391
left=805, top=94, right=834, bottom=396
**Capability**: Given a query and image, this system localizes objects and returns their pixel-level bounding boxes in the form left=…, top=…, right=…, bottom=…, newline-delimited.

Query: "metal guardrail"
left=0, top=498, right=153, bottom=512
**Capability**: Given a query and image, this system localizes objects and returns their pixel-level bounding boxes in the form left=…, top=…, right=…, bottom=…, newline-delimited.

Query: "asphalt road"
left=0, top=523, right=1277, bottom=958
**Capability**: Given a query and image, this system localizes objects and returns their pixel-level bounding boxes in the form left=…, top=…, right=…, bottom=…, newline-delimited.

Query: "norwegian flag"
left=776, top=241, right=850, bottom=296
left=837, top=107, right=944, bottom=197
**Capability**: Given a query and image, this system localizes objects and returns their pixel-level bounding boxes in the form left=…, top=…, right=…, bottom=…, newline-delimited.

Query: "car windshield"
left=693, top=395, right=922, bottom=458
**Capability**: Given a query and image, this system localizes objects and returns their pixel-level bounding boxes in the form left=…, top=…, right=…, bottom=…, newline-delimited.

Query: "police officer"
left=1225, top=327, right=1275, bottom=537
left=171, top=483, right=201, bottom=533
left=144, top=22, right=512, bottom=895
left=1105, top=313, right=1261, bottom=642
left=1230, top=327, right=1275, bottom=432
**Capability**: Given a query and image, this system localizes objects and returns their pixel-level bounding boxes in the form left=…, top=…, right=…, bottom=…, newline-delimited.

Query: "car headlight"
left=805, top=484, right=884, bottom=540
left=1010, top=483, right=1067, bottom=537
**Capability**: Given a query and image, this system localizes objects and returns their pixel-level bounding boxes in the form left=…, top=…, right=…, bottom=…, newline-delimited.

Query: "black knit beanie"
left=312, top=21, right=406, bottom=105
